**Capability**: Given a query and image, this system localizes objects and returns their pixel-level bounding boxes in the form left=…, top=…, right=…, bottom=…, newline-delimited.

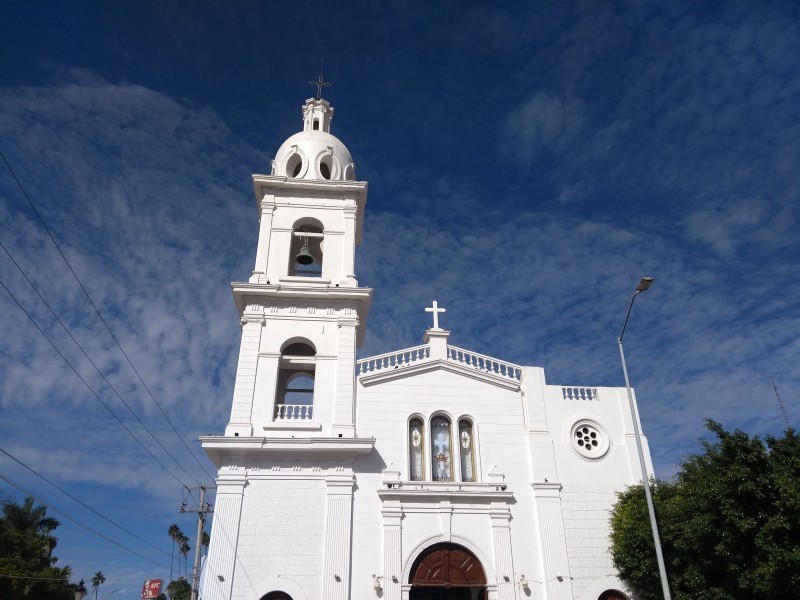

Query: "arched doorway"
left=409, top=543, right=487, bottom=600
left=598, top=591, right=628, bottom=600
left=260, top=593, right=292, bottom=600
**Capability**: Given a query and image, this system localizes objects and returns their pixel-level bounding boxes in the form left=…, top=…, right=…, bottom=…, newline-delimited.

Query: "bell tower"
left=223, top=93, right=371, bottom=439
left=201, top=92, right=374, bottom=600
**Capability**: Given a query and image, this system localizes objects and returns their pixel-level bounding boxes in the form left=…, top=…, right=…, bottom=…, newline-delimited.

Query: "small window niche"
left=275, top=342, right=316, bottom=421
left=288, top=222, right=324, bottom=277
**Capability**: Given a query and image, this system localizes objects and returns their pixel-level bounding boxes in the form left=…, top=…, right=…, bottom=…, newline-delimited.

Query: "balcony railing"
left=275, top=404, right=313, bottom=420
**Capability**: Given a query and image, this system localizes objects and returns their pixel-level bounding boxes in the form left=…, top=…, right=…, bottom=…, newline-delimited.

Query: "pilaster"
left=322, top=472, right=355, bottom=600
left=331, top=317, right=358, bottom=437
left=489, top=504, right=516, bottom=600
left=532, top=482, right=573, bottom=600
left=202, top=471, right=246, bottom=600
left=252, top=195, right=276, bottom=281
left=381, top=501, right=403, bottom=600
left=226, top=316, right=264, bottom=436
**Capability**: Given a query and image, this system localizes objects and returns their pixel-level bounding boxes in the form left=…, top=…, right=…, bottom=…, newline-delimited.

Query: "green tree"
left=166, top=577, right=191, bottom=600
left=90, top=571, right=106, bottom=600
left=610, top=421, right=800, bottom=600
left=0, top=496, right=74, bottom=599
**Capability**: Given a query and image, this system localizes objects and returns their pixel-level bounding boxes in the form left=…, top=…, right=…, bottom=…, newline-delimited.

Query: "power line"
left=0, top=446, right=171, bottom=559
left=0, top=473, right=170, bottom=569
left=0, top=277, right=188, bottom=488
left=0, top=239, right=204, bottom=486
left=0, top=149, right=215, bottom=481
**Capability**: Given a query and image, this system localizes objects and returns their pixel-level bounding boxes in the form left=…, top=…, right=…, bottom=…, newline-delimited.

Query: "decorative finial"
left=309, top=63, right=332, bottom=100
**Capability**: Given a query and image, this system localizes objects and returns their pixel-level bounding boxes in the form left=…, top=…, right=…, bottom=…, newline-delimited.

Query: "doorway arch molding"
left=402, top=534, right=497, bottom=587
left=582, top=576, right=630, bottom=600
left=246, top=576, right=309, bottom=600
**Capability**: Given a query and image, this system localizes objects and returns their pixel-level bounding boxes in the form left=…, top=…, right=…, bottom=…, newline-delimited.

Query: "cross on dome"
left=309, top=67, right=332, bottom=100
left=425, top=300, right=446, bottom=330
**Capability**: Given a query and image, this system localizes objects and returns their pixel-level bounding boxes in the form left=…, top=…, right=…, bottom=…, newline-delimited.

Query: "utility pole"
left=180, top=485, right=214, bottom=600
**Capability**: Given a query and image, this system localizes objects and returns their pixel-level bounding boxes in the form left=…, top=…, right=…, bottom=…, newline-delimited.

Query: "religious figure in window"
left=431, top=416, right=452, bottom=481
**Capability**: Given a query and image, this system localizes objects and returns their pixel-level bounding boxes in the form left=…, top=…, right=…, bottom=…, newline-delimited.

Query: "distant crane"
left=771, top=377, right=792, bottom=429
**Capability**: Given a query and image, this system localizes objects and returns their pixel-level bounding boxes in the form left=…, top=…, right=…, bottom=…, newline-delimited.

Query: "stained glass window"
left=459, top=420, right=475, bottom=482
left=409, top=418, right=425, bottom=481
left=430, top=416, right=453, bottom=481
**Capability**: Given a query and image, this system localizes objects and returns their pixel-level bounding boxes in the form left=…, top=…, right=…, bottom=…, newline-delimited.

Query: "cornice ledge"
left=201, top=436, right=375, bottom=466
left=358, top=358, right=520, bottom=391
left=252, top=174, right=368, bottom=194
left=377, top=482, right=513, bottom=502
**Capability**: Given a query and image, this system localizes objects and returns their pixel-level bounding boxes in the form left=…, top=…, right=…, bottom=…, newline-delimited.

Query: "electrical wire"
left=0, top=473, right=170, bottom=569
left=0, top=446, right=171, bottom=558
left=0, top=239, right=203, bottom=486
left=0, top=277, right=188, bottom=488
left=0, top=149, right=215, bottom=481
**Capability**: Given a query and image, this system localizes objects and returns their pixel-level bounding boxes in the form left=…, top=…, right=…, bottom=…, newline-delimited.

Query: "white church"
left=200, top=89, right=655, bottom=600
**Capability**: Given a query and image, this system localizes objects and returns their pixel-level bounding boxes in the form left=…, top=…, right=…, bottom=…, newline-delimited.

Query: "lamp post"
left=618, top=277, right=672, bottom=600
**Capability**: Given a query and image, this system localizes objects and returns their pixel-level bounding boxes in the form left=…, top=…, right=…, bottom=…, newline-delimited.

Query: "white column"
left=532, top=483, right=573, bottom=600
left=226, top=316, right=264, bottom=436
left=382, top=501, right=403, bottom=600
left=322, top=473, right=355, bottom=600
left=252, top=196, right=275, bottom=281
left=202, top=471, right=245, bottom=600
left=331, top=317, right=358, bottom=437
left=489, top=504, right=516, bottom=600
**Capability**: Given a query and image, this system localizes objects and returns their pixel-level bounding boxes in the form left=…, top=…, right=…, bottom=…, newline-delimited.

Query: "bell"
left=296, top=240, right=314, bottom=265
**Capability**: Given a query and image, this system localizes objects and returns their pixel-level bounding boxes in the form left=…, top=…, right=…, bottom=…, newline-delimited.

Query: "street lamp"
left=618, top=276, right=671, bottom=600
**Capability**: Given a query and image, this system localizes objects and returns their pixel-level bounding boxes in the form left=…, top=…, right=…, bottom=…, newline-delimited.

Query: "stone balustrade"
left=356, top=344, right=430, bottom=375
left=275, top=403, right=314, bottom=420
left=446, top=345, right=522, bottom=382
left=561, top=387, right=599, bottom=401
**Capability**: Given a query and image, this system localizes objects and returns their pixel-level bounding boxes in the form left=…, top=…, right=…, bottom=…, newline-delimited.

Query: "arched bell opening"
left=288, top=221, right=324, bottom=277
left=409, top=543, right=487, bottom=600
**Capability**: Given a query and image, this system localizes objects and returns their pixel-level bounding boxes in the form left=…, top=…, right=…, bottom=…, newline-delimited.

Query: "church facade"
left=200, top=93, right=652, bottom=600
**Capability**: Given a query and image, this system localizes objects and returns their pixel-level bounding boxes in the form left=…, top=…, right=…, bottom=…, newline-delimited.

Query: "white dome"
left=271, top=98, right=356, bottom=181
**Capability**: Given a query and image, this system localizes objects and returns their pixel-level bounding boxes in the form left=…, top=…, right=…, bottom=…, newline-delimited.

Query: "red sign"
left=141, top=579, right=162, bottom=599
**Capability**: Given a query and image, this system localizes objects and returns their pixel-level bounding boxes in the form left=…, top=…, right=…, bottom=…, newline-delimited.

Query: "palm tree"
left=179, top=537, right=190, bottom=579
left=167, top=524, right=181, bottom=580
left=91, top=571, right=105, bottom=600
left=2, top=496, right=60, bottom=559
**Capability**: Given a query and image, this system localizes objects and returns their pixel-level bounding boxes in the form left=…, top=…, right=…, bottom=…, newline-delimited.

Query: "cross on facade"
left=425, top=300, right=446, bottom=330
left=309, top=68, right=331, bottom=100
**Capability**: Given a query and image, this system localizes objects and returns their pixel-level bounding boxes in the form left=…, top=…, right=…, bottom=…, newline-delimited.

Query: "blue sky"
left=1, top=1, right=799, bottom=597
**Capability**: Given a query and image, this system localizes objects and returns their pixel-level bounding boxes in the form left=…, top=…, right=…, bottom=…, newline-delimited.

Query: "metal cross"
left=309, top=67, right=331, bottom=100
left=425, top=300, right=446, bottom=329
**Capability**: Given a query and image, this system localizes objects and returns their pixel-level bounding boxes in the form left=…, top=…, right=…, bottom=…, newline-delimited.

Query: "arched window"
left=409, top=418, right=425, bottom=481
left=430, top=416, right=453, bottom=481
left=458, top=419, right=475, bottom=482
left=288, top=223, right=324, bottom=277
left=408, top=415, right=478, bottom=482
left=275, top=342, right=315, bottom=421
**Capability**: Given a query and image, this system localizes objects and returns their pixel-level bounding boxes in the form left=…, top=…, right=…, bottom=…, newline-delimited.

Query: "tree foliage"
left=166, top=577, right=191, bottom=600
left=610, top=421, right=800, bottom=600
left=0, top=496, right=75, bottom=599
